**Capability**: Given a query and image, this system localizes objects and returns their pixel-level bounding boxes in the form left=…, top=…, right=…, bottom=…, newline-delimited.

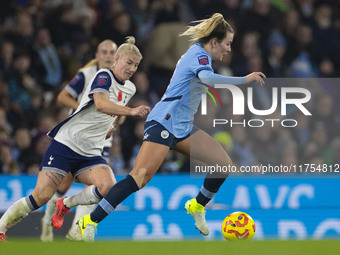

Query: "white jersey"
left=64, top=65, right=113, bottom=148
left=49, top=69, right=136, bottom=157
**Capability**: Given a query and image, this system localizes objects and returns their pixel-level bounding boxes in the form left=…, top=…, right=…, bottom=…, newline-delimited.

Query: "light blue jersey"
left=147, top=42, right=246, bottom=138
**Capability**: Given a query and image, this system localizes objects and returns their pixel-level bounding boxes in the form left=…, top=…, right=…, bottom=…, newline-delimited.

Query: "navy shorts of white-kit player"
left=143, top=120, right=199, bottom=150
left=40, top=139, right=108, bottom=180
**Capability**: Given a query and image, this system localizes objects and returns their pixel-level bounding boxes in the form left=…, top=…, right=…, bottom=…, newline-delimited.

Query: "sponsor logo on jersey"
left=97, top=75, right=108, bottom=85
left=69, top=75, right=79, bottom=85
left=161, top=130, right=169, bottom=139
left=198, top=55, right=209, bottom=65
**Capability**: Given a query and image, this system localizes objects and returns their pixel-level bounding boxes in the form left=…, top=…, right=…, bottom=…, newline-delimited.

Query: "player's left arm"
left=93, top=92, right=150, bottom=117
left=198, top=70, right=265, bottom=86
left=105, top=116, right=126, bottom=139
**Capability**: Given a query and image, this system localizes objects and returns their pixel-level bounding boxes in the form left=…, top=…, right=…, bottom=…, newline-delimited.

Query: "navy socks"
left=89, top=173, right=226, bottom=222
left=196, top=176, right=226, bottom=206
left=90, top=174, right=139, bottom=223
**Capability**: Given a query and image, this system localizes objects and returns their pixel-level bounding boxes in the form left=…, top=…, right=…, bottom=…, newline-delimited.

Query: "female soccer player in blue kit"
left=78, top=13, right=266, bottom=241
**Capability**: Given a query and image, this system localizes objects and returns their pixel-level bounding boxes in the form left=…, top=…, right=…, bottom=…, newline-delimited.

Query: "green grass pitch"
left=2, top=239, right=340, bottom=255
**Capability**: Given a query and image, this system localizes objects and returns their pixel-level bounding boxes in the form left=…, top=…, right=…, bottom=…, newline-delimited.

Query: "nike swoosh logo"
left=239, top=230, right=249, bottom=239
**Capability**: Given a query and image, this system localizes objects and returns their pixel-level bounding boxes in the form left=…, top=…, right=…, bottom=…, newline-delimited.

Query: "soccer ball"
left=221, top=211, right=255, bottom=241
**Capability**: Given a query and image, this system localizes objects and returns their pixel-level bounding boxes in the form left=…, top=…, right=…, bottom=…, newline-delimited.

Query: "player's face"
left=212, top=32, right=234, bottom=61
left=96, top=42, right=117, bottom=69
left=113, top=53, right=141, bottom=81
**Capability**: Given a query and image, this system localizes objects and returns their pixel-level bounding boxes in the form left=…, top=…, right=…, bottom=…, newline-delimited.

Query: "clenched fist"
left=131, top=105, right=151, bottom=117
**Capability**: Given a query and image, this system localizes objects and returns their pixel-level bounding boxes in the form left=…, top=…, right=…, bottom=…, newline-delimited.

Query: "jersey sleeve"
left=88, top=71, right=112, bottom=97
left=191, top=52, right=214, bottom=77
left=198, top=69, right=246, bottom=85
left=65, top=72, right=85, bottom=98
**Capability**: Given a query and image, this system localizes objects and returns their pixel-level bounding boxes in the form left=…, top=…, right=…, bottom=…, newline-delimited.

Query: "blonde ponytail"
left=115, top=36, right=142, bottom=59
left=125, top=36, right=135, bottom=45
left=180, top=13, right=234, bottom=44
left=81, top=59, right=98, bottom=69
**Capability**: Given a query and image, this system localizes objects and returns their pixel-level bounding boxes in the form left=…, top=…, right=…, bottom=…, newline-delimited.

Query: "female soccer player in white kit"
left=0, top=37, right=150, bottom=242
left=77, top=13, right=265, bottom=241
left=40, top=40, right=118, bottom=242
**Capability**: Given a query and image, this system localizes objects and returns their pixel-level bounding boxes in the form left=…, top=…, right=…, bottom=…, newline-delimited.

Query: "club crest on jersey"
left=97, top=75, right=108, bottom=86
left=161, top=130, right=169, bottom=139
left=198, top=55, right=209, bottom=65
left=48, top=155, right=54, bottom=165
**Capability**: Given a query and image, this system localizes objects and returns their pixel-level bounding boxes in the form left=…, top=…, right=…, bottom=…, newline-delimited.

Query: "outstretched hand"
left=245, top=72, right=266, bottom=86
left=131, top=105, right=151, bottom=117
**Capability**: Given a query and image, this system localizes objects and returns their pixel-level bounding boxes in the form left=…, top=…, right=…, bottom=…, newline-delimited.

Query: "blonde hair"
left=82, top=59, right=98, bottom=69
left=115, top=36, right=142, bottom=59
left=180, top=13, right=234, bottom=44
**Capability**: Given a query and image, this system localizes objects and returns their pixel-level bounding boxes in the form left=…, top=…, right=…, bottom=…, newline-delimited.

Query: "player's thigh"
left=32, top=170, right=65, bottom=206
left=175, top=129, right=232, bottom=166
left=57, top=172, right=74, bottom=193
left=76, top=165, right=116, bottom=196
left=130, top=141, right=169, bottom=187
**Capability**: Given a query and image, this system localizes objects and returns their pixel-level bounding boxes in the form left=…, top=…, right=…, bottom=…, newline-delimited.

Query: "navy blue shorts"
left=40, top=139, right=108, bottom=178
left=143, top=121, right=199, bottom=150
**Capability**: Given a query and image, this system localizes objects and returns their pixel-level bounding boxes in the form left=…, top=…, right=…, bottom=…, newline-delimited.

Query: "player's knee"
left=225, top=158, right=233, bottom=169
left=221, top=155, right=233, bottom=169
left=214, top=157, right=233, bottom=177
left=222, top=158, right=233, bottom=176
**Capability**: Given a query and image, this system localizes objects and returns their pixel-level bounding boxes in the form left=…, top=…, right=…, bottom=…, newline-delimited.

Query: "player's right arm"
left=90, top=70, right=150, bottom=117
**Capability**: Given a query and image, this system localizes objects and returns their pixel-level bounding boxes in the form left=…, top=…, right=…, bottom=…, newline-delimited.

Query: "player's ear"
left=114, top=54, right=120, bottom=65
left=211, top=37, right=218, bottom=47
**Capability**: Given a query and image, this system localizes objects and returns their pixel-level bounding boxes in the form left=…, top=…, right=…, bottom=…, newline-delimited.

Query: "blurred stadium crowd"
left=0, top=0, right=339, bottom=175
